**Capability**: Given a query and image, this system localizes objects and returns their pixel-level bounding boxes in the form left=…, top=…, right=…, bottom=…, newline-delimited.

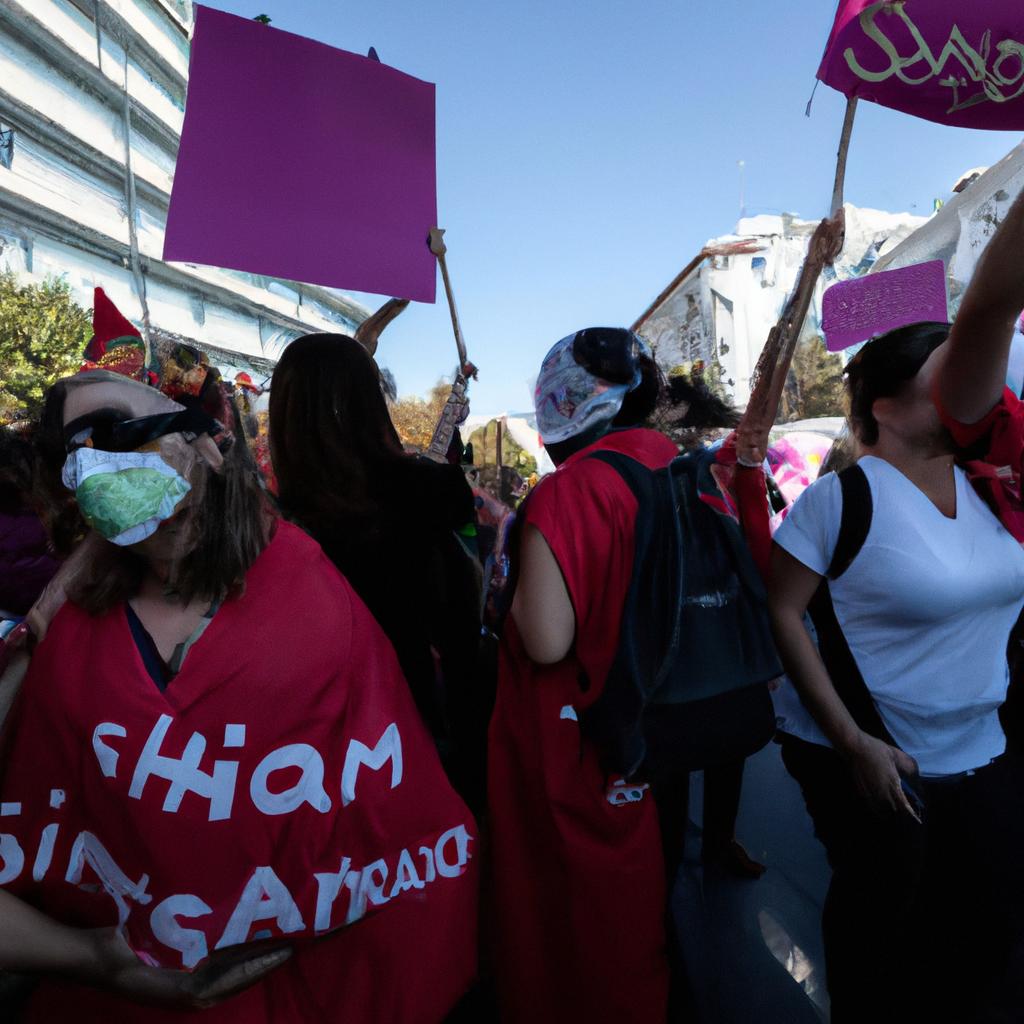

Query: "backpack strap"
left=807, top=462, right=897, bottom=746
left=583, top=451, right=677, bottom=677
left=584, top=449, right=651, bottom=503
left=826, top=463, right=871, bottom=580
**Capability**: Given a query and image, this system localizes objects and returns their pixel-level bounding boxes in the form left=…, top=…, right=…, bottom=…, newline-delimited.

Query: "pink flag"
left=818, top=1, right=1024, bottom=130
left=822, top=260, right=949, bottom=351
left=164, top=6, right=437, bottom=302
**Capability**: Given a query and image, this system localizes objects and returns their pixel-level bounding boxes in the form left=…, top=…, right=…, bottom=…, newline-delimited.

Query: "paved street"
left=673, top=742, right=832, bottom=1023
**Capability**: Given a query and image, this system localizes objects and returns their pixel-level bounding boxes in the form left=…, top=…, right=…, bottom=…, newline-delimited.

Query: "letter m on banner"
left=817, top=1, right=1024, bottom=129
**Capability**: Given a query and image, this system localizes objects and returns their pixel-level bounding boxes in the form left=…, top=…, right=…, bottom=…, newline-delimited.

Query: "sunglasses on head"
left=63, top=406, right=221, bottom=454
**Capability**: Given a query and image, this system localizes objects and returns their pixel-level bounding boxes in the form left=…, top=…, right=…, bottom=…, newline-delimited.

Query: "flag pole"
left=831, top=96, right=859, bottom=215
left=735, top=96, right=856, bottom=466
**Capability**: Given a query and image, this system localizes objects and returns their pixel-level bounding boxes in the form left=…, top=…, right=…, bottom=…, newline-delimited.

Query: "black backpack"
left=580, top=448, right=782, bottom=782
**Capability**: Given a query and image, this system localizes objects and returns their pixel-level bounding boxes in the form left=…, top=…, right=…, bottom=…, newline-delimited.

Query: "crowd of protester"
left=1, top=189, right=1024, bottom=1023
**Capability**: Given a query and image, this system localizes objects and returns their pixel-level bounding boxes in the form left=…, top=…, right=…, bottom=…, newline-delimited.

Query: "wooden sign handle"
left=429, top=227, right=470, bottom=371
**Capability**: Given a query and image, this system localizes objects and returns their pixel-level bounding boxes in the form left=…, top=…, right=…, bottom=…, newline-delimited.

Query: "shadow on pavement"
left=672, top=741, right=832, bottom=1023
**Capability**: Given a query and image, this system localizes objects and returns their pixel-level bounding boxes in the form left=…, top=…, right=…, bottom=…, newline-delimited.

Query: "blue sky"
left=208, top=0, right=1019, bottom=417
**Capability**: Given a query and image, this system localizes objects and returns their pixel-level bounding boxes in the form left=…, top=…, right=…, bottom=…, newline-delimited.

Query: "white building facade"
left=0, top=0, right=368, bottom=379
left=633, top=204, right=927, bottom=405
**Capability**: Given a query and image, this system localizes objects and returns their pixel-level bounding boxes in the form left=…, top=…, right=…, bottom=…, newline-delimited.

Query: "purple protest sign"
left=818, top=1, right=1024, bottom=130
left=822, top=260, right=949, bottom=351
left=164, top=6, right=437, bottom=302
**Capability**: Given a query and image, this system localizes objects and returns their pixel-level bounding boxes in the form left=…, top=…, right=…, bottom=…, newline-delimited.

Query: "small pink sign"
left=818, top=1, right=1024, bottom=130
left=164, top=6, right=437, bottom=302
left=822, top=260, right=949, bottom=351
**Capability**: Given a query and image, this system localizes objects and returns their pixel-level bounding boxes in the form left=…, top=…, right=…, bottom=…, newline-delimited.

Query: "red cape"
left=0, top=522, right=477, bottom=1022
left=487, top=429, right=674, bottom=1023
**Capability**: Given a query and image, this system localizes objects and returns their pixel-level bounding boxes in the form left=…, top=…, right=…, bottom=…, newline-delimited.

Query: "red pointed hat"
left=78, top=286, right=237, bottom=451
left=81, top=287, right=152, bottom=384
left=91, top=287, right=140, bottom=347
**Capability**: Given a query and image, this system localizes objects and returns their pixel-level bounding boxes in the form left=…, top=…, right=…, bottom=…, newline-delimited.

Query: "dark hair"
left=36, top=377, right=272, bottom=612
left=1, top=421, right=81, bottom=554
left=269, top=333, right=405, bottom=534
left=0, top=425, right=36, bottom=514
left=663, top=374, right=740, bottom=430
left=844, top=321, right=950, bottom=445
left=613, top=353, right=664, bottom=428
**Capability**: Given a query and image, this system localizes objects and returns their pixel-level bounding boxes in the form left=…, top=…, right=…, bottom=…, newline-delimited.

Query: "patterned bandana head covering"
left=534, top=327, right=649, bottom=445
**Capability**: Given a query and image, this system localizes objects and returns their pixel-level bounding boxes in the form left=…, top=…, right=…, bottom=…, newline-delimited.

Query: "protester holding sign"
left=769, top=319, right=1024, bottom=1022
left=0, top=295, right=478, bottom=1023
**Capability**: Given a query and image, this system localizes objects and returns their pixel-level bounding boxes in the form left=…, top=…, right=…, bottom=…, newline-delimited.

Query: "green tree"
left=390, top=379, right=451, bottom=450
left=780, top=334, right=847, bottom=423
left=0, top=272, right=92, bottom=417
left=467, top=419, right=537, bottom=476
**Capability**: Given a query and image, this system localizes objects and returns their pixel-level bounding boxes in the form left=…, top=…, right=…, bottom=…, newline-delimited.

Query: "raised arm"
left=939, top=186, right=1024, bottom=424
left=768, top=545, right=919, bottom=821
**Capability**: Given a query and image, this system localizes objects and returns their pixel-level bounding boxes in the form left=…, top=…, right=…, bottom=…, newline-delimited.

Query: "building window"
left=0, top=126, right=13, bottom=170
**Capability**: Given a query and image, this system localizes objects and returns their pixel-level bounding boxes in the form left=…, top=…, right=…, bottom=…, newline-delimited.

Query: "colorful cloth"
left=936, top=386, right=1024, bottom=542
left=534, top=329, right=648, bottom=444
left=233, top=377, right=276, bottom=491
left=81, top=288, right=159, bottom=386
left=0, top=522, right=478, bottom=1023
left=766, top=432, right=833, bottom=507
left=488, top=427, right=674, bottom=1024
left=81, top=288, right=235, bottom=451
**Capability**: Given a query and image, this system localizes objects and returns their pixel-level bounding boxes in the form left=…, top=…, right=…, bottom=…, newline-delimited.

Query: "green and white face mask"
left=62, top=447, right=192, bottom=546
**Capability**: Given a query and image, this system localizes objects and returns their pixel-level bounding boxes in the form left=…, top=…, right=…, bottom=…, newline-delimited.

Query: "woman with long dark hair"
left=0, top=303, right=478, bottom=1022
left=269, top=334, right=483, bottom=800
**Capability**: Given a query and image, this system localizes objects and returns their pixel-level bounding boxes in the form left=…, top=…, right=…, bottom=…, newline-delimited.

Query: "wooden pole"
left=429, top=228, right=469, bottom=370
left=735, top=99, right=856, bottom=463
left=425, top=228, right=476, bottom=463
left=830, top=97, right=858, bottom=216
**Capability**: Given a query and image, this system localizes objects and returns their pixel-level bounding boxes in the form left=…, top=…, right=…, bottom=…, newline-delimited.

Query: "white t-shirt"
left=773, top=455, right=1024, bottom=776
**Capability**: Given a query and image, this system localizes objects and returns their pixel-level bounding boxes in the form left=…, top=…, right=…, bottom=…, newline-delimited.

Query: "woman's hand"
left=0, top=891, right=290, bottom=1007
left=841, top=731, right=922, bottom=823
left=84, top=928, right=291, bottom=1009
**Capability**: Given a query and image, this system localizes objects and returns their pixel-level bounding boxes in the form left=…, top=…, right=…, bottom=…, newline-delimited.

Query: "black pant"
left=652, top=759, right=748, bottom=888
left=651, top=761, right=748, bottom=1024
left=780, top=735, right=1024, bottom=1024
